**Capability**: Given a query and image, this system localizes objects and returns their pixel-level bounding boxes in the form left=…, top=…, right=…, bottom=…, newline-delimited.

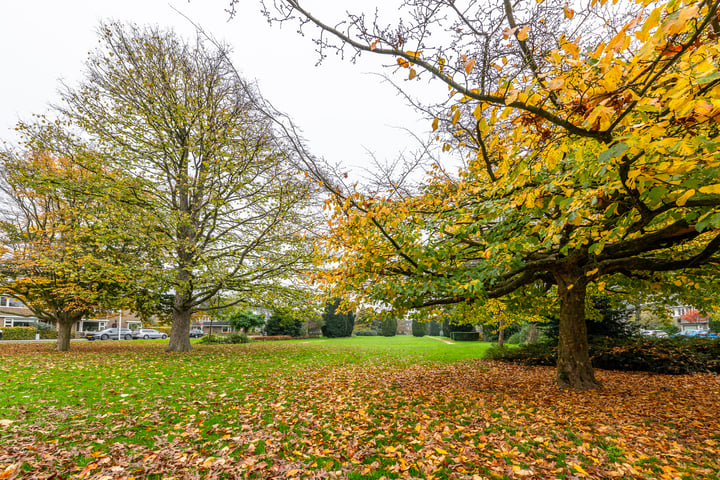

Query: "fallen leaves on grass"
left=0, top=341, right=718, bottom=479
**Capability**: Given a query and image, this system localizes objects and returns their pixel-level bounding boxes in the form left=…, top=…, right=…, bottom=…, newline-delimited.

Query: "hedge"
left=39, top=330, right=58, bottom=339
left=251, top=335, right=294, bottom=341
left=485, top=337, right=720, bottom=374
left=1, top=327, right=37, bottom=340
left=354, top=330, right=378, bottom=336
left=451, top=331, right=480, bottom=341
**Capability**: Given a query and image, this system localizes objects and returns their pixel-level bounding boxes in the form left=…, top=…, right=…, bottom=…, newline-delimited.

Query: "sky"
left=0, top=0, right=431, bottom=174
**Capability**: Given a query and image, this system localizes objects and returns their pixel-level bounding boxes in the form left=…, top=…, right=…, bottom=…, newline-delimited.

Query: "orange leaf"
left=464, top=58, right=476, bottom=74
left=517, top=26, right=530, bottom=41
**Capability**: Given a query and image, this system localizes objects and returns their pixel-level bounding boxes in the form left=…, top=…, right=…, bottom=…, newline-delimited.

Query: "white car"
left=640, top=329, right=668, bottom=337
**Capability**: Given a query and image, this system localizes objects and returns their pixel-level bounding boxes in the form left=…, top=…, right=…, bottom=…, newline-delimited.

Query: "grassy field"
left=1, top=336, right=719, bottom=479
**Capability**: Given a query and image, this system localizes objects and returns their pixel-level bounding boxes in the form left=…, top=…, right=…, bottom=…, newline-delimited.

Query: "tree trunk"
left=55, top=321, right=74, bottom=352
left=166, top=307, right=192, bottom=352
left=527, top=323, right=539, bottom=344
left=555, top=276, right=600, bottom=390
left=497, top=319, right=505, bottom=348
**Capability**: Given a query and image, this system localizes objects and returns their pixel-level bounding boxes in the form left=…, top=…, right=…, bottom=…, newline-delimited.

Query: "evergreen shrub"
left=1, top=327, right=37, bottom=340
left=381, top=318, right=397, bottom=337
left=321, top=298, right=355, bottom=338
left=451, top=331, right=479, bottom=341
left=354, top=330, right=378, bottom=336
left=411, top=319, right=426, bottom=337
left=486, top=337, right=720, bottom=374
left=265, top=314, right=303, bottom=337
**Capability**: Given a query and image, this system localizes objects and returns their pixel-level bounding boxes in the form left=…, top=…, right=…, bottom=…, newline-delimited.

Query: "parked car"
left=672, top=330, right=712, bottom=339
left=132, top=328, right=168, bottom=340
left=640, top=329, right=668, bottom=337
left=86, top=328, right=133, bottom=341
left=695, top=330, right=719, bottom=339
left=189, top=329, right=206, bottom=338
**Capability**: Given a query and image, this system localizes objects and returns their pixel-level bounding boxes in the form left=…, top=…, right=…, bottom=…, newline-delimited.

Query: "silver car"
left=86, top=328, right=133, bottom=341
left=132, top=328, right=168, bottom=340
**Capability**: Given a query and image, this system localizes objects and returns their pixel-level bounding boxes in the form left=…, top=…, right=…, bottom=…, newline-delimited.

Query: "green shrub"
left=709, top=316, right=720, bottom=333
left=321, top=298, right=355, bottom=338
left=225, top=332, right=250, bottom=344
left=381, top=318, right=397, bottom=337
left=1, top=327, right=37, bottom=340
left=39, top=330, right=58, bottom=339
left=443, top=320, right=474, bottom=338
left=265, top=314, right=303, bottom=337
left=451, top=331, right=479, bottom=341
left=354, top=330, right=378, bottom=336
left=485, top=343, right=556, bottom=366
left=486, top=337, right=720, bottom=374
left=428, top=320, right=441, bottom=336
left=24, top=321, right=54, bottom=331
left=411, top=319, right=426, bottom=337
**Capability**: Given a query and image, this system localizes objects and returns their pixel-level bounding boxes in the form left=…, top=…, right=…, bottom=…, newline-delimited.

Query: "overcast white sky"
left=0, top=0, right=431, bottom=173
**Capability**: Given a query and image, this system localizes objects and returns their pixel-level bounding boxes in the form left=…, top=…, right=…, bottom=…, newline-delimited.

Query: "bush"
left=591, top=337, right=720, bottom=374
left=428, top=320, right=441, bottom=336
left=1, top=327, right=37, bottom=340
left=198, top=333, right=249, bottom=344
left=485, top=337, right=720, bottom=374
left=253, top=335, right=293, bottom=341
left=485, top=343, right=556, bottom=366
left=709, top=316, right=720, bottom=333
left=381, top=318, right=398, bottom=337
left=443, top=320, right=474, bottom=338
left=265, top=314, right=303, bottom=337
left=25, top=321, right=54, bottom=331
left=321, top=298, right=355, bottom=338
left=411, top=319, right=426, bottom=337
left=39, top=330, right=58, bottom=339
left=451, top=331, right=480, bottom=341
left=225, top=332, right=250, bottom=344
left=354, top=330, right=378, bottom=336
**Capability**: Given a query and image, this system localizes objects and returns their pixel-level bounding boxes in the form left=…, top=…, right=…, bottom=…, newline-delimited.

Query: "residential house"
left=0, top=296, right=143, bottom=335
left=669, top=305, right=710, bottom=331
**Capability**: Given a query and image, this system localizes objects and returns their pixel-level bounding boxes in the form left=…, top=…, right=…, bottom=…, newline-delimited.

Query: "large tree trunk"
left=166, top=307, right=192, bottom=352
left=555, top=275, right=599, bottom=390
left=55, top=320, right=74, bottom=352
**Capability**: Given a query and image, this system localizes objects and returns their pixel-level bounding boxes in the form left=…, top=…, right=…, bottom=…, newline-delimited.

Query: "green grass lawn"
left=1, top=336, right=719, bottom=479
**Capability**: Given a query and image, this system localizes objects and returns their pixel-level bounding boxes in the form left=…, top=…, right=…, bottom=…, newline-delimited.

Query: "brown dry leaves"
left=0, top=342, right=719, bottom=479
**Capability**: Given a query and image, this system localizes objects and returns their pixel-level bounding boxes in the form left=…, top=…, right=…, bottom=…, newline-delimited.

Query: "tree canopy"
left=0, top=150, right=135, bottom=350
left=255, top=0, right=720, bottom=388
left=21, top=23, right=318, bottom=351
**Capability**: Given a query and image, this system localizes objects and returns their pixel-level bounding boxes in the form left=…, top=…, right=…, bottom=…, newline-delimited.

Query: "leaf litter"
left=0, top=341, right=718, bottom=479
